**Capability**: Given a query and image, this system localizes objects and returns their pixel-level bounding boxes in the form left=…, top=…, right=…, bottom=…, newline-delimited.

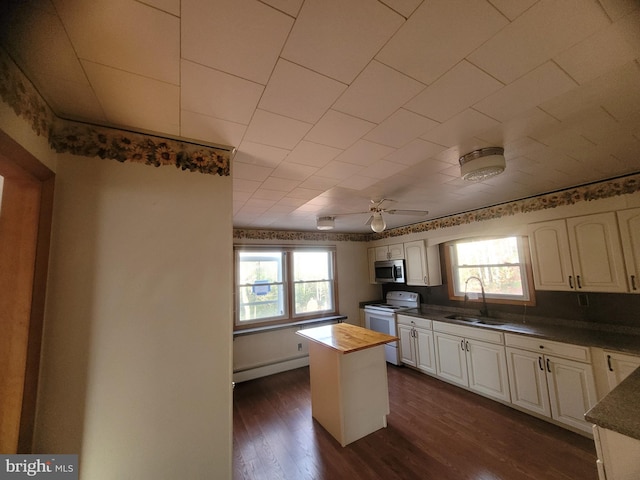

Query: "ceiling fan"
left=317, top=199, right=429, bottom=233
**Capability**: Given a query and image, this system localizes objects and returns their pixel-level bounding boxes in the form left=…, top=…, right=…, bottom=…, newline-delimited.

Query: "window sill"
left=233, top=315, right=347, bottom=337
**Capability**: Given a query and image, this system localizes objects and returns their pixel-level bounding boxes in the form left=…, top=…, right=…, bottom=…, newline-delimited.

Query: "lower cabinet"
left=604, top=350, right=640, bottom=391
left=397, top=315, right=436, bottom=375
left=593, top=425, right=640, bottom=480
left=433, top=322, right=510, bottom=403
left=505, top=334, right=597, bottom=434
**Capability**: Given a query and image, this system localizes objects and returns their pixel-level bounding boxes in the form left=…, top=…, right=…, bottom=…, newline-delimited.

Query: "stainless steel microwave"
left=374, top=259, right=406, bottom=284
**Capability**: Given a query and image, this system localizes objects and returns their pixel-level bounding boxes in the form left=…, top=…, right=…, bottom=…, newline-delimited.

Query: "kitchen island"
left=296, top=323, right=397, bottom=447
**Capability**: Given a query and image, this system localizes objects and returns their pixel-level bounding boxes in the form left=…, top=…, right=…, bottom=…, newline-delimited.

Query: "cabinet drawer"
left=505, top=333, right=590, bottom=363
left=433, top=321, right=503, bottom=344
left=397, top=314, right=432, bottom=330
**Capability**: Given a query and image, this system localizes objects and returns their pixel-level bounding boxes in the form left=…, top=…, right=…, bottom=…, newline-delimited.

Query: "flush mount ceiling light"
left=316, top=216, right=335, bottom=230
left=459, top=147, right=505, bottom=182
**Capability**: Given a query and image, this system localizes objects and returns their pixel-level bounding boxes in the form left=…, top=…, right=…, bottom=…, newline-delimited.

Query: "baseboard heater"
left=233, top=355, right=309, bottom=383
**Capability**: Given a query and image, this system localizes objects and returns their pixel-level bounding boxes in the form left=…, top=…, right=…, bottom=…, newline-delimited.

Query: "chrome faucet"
left=464, top=276, right=489, bottom=317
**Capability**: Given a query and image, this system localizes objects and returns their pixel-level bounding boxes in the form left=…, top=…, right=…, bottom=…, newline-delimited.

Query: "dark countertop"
left=398, top=305, right=640, bottom=355
left=586, top=367, right=640, bottom=441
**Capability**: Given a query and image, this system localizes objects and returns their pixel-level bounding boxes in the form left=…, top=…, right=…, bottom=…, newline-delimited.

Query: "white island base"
left=298, top=323, right=395, bottom=447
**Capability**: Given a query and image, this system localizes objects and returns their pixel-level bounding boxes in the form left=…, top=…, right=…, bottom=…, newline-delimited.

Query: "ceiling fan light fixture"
left=316, top=216, right=335, bottom=230
left=370, top=213, right=386, bottom=233
left=459, top=147, right=505, bottom=182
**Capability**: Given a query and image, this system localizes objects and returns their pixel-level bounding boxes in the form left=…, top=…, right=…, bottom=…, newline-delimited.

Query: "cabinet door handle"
left=465, top=340, right=470, bottom=352
left=576, top=275, right=582, bottom=289
left=538, top=357, right=543, bottom=371
left=607, top=354, right=613, bottom=372
left=568, top=276, right=574, bottom=289
left=632, top=275, right=637, bottom=291
left=424, top=276, right=428, bottom=284
left=546, top=358, right=551, bottom=373
left=461, top=339, right=465, bottom=351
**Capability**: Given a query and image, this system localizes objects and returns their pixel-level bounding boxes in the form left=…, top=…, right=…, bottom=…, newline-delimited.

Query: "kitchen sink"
left=445, top=314, right=503, bottom=326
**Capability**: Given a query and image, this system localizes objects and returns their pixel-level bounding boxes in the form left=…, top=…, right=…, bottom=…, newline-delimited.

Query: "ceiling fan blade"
left=385, top=209, right=429, bottom=216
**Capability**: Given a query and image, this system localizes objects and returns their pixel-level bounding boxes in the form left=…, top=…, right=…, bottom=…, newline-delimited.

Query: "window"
left=446, top=236, right=535, bottom=306
left=234, top=246, right=337, bottom=328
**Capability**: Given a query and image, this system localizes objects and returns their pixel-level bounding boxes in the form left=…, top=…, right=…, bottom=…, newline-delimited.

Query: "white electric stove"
left=364, top=291, right=419, bottom=365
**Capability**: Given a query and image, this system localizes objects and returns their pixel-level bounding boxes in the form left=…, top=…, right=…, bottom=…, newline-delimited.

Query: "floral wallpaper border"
left=233, top=173, right=640, bottom=242
left=0, top=47, right=232, bottom=175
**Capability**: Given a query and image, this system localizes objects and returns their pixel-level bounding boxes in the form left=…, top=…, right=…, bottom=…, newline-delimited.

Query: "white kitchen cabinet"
left=433, top=322, right=510, bottom=402
left=505, top=334, right=597, bottom=434
left=604, top=350, right=640, bottom=391
left=397, top=315, right=435, bottom=375
left=593, top=426, right=640, bottom=480
left=403, top=240, right=442, bottom=286
left=528, top=212, right=627, bottom=293
left=617, top=208, right=640, bottom=293
left=367, top=248, right=377, bottom=284
left=375, top=244, right=404, bottom=261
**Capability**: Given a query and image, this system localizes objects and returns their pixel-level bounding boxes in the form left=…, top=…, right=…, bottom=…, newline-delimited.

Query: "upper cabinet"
left=375, top=244, right=404, bottom=261
left=528, top=212, right=627, bottom=293
left=403, top=240, right=442, bottom=286
left=617, top=208, right=640, bottom=294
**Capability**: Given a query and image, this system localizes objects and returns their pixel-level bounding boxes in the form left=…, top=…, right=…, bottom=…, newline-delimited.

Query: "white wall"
left=35, top=155, right=233, bottom=479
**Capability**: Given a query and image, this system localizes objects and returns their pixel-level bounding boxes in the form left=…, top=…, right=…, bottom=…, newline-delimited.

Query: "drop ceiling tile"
left=298, top=175, right=340, bottom=190
left=2, top=3, right=87, bottom=85
left=474, top=62, right=577, bottom=122
left=285, top=141, right=343, bottom=167
left=271, top=162, right=318, bottom=181
left=598, top=0, right=639, bottom=21
left=376, top=0, right=508, bottom=85
left=379, top=0, right=422, bottom=17
left=233, top=161, right=274, bottom=182
left=258, top=59, right=347, bottom=124
left=365, top=109, right=439, bottom=148
left=82, top=61, right=180, bottom=136
left=554, top=25, right=637, bottom=85
left=339, top=175, right=380, bottom=190
left=261, top=176, right=301, bottom=192
left=487, top=0, right=538, bottom=20
left=181, top=60, right=263, bottom=125
left=260, top=0, right=304, bottom=17
left=315, top=161, right=365, bottom=180
left=334, top=140, right=396, bottom=167
left=181, top=110, right=246, bottom=147
left=286, top=187, right=323, bottom=200
left=54, top=0, right=180, bottom=84
left=251, top=189, right=288, bottom=201
left=281, top=0, right=404, bottom=84
left=404, top=60, right=503, bottom=122
left=540, top=62, right=640, bottom=122
left=333, top=60, right=425, bottom=123
left=467, top=0, right=609, bottom=84
left=33, top=75, right=107, bottom=122
left=139, top=0, right=180, bottom=16
left=361, top=159, right=410, bottom=179
left=182, top=0, right=292, bottom=84
left=420, top=109, right=500, bottom=147
left=384, top=139, right=448, bottom=167
left=234, top=141, right=289, bottom=169
left=277, top=196, right=308, bottom=207
left=305, top=110, right=376, bottom=149
left=477, top=108, right=561, bottom=146
left=615, top=9, right=640, bottom=54
left=244, top=109, right=313, bottom=150
left=233, top=178, right=262, bottom=194
left=245, top=197, right=278, bottom=209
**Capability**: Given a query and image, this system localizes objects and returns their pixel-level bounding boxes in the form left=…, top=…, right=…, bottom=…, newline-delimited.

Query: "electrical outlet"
left=298, top=343, right=302, bottom=351
left=577, top=293, right=589, bottom=307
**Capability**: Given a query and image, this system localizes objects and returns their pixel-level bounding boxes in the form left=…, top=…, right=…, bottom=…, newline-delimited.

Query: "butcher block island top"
left=296, top=323, right=397, bottom=447
left=296, top=323, right=397, bottom=354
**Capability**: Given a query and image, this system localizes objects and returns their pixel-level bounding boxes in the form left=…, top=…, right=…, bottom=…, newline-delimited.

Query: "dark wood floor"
left=233, top=365, right=598, bottom=480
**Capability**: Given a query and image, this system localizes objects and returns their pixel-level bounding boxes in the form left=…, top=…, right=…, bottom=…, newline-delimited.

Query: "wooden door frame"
left=0, top=129, right=54, bottom=453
